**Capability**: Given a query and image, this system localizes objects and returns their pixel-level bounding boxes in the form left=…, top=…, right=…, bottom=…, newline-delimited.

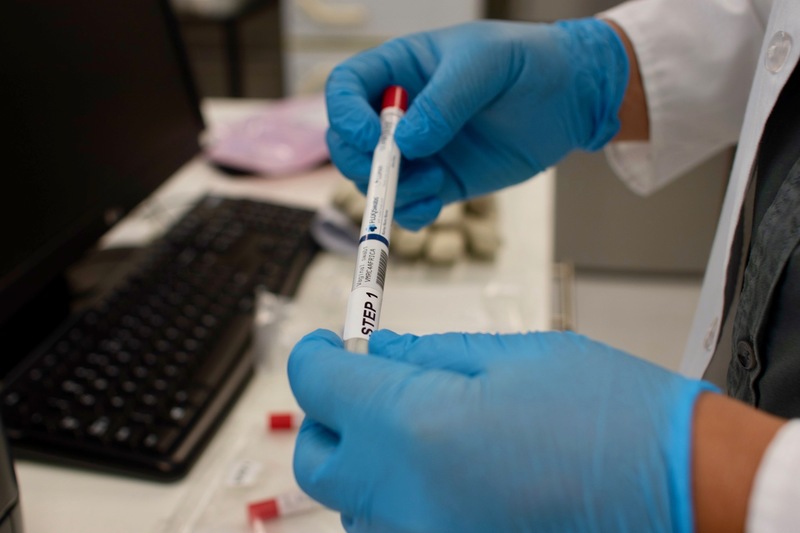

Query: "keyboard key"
left=173, top=386, right=208, bottom=407
left=78, top=394, right=97, bottom=408
left=130, top=411, right=155, bottom=425
left=46, top=397, right=70, bottom=411
left=167, top=405, right=196, bottom=427
left=120, top=380, right=138, bottom=394
left=61, top=380, right=83, bottom=395
left=109, top=395, right=125, bottom=409
left=87, top=417, right=111, bottom=440
left=59, top=415, right=81, bottom=433
left=112, top=425, right=141, bottom=447
left=140, top=393, right=159, bottom=408
left=4, top=392, right=20, bottom=407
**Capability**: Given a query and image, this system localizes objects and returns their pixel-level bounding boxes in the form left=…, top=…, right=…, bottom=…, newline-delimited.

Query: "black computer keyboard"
left=0, top=196, right=319, bottom=480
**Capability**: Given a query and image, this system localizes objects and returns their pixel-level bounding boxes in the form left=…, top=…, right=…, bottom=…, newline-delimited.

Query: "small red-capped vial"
left=267, top=411, right=303, bottom=431
left=248, top=489, right=320, bottom=527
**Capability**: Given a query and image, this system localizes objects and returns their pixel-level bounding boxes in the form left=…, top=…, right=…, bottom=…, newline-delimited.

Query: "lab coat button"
left=766, top=31, right=793, bottom=74
left=736, top=340, right=756, bottom=370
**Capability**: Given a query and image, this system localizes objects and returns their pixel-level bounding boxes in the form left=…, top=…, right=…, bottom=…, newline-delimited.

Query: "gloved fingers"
left=341, top=515, right=355, bottom=532
left=327, top=135, right=450, bottom=209
left=293, top=418, right=362, bottom=516
left=391, top=159, right=446, bottom=229
left=325, top=65, right=381, bottom=154
left=327, top=132, right=447, bottom=230
left=394, top=52, right=505, bottom=160
left=288, top=329, right=424, bottom=433
left=395, top=159, right=445, bottom=205
left=288, top=329, right=348, bottom=432
left=327, top=128, right=371, bottom=192
left=368, top=330, right=501, bottom=376
left=340, top=515, right=372, bottom=533
left=432, top=120, right=543, bottom=202
left=326, top=37, right=429, bottom=154
left=393, top=196, right=442, bottom=231
left=370, top=330, right=595, bottom=375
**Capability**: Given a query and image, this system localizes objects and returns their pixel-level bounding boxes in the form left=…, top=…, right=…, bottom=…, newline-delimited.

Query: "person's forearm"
left=692, top=393, right=787, bottom=532
left=603, top=19, right=649, bottom=141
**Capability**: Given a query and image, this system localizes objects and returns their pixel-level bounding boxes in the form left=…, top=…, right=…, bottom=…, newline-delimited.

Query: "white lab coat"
left=602, top=0, right=800, bottom=529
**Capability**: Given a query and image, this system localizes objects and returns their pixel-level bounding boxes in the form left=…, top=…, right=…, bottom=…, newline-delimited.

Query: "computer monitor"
left=0, top=0, right=203, bottom=376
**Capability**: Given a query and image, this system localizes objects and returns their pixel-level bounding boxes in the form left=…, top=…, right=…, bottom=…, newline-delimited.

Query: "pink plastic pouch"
left=205, top=94, right=329, bottom=176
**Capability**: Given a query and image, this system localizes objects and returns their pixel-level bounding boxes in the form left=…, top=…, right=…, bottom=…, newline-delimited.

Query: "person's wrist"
left=603, top=18, right=649, bottom=141
left=692, top=393, right=787, bottom=532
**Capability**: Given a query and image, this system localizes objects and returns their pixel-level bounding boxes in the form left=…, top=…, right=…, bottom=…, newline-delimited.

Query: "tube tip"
left=344, top=337, right=369, bottom=354
left=382, top=86, right=408, bottom=112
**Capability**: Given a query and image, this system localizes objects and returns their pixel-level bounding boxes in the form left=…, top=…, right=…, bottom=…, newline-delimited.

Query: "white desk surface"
left=15, top=99, right=554, bottom=533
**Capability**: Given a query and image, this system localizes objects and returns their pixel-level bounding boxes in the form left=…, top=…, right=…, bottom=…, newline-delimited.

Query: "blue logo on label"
left=369, top=224, right=377, bottom=232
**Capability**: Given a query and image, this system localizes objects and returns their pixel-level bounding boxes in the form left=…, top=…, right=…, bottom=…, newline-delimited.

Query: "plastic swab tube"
left=267, top=410, right=303, bottom=432
left=342, top=86, right=408, bottom=353
left=248, top=489, right=321, bottom=528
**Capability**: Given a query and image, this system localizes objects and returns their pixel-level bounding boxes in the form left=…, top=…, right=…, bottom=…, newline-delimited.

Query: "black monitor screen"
left=0, top=0, right=203, bottom=325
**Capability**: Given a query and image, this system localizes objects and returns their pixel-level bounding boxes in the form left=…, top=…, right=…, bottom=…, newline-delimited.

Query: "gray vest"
left=706, top=64, right=800, bottom=418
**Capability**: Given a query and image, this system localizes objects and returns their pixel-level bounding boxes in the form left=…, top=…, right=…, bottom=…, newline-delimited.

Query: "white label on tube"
left=343, top=285, right=383, bottom=341
left=353, top=239, right=389, bottom=290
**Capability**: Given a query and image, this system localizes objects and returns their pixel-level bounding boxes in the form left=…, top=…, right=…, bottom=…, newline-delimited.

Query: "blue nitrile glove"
left=289, top=329, right=717, bottom=533
left=326, top=19, right=628, bottom=230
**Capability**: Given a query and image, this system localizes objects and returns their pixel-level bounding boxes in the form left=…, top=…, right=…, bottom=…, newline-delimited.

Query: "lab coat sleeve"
left=746, top=420, right=800, bottom=532
left=598, top=0, right=766, bottom=195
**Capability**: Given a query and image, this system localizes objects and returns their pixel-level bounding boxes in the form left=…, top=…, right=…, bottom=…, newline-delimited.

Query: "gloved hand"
left=326, top=19, right=629, bottom=230
left=289, top=329, right=717, bottom=533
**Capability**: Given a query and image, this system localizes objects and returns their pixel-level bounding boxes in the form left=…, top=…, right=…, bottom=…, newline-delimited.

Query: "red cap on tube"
left=269, top=413, right=295, bottom=431
left=382, top=86, right=408, bottom=111
left=248, top=499, right=279, bottom=523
